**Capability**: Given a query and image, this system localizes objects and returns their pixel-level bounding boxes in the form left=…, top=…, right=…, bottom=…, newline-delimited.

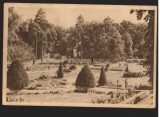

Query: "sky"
left=13, top=4, right=147, bottom=28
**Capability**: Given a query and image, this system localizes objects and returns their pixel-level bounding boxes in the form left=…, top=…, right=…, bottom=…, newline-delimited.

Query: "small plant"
left=63, top=60, right=69, bottom=65
left=125, top=65, right=129, bottom=72
left=69, top=65, right=77, bottom=70
left=75, top=65, right=96, bottom=92
left=123, top=72, right=144, bottom=78
left=57, top=62, right=64, bottom=78
left=98, top=66, right=107, bottom=86
left=91, top=98, right=107, bottom=104
left=63, top=68, right=71, bottom=73
left=63, top=60, right=69, bottom=68
left=38, top=74, right=49, bottom=80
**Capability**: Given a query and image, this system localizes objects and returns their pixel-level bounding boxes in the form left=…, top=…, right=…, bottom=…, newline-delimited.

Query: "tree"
left=98, top=66, right=107, bottom=86
left=18, top=19, right=42, bottom=59
left=83, top=21, right=106, bottom=61
left=103, top=17, right=124, bottom=62
left=122, top=32, right=133, bottom=58
left=34, top=8, right=51, bottom=63
left=8, top=7, right=34, bottom=62
left=75, top=15, right=85, bottom=59
left=75, top=65, right=96, bottom=92
left=7, top=60, right=29, bottom=93
left=130, top=10, right=155, bottom=86
left=54, top=26, right=67, bottom=55
left=57, top=62, right=64, bottom=78
left=119, top=20, right=147, bottom=58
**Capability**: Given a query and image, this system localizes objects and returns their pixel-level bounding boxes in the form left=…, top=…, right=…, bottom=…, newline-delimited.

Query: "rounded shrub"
left=69, top=65, right=77, bottom=70
left=57, top=62, right=64, bottom=78
left=7, top=60, right=29, bottom=92
left=75, top=65, right=96, bottom=92
left=98, top=66, right=107, bottom=86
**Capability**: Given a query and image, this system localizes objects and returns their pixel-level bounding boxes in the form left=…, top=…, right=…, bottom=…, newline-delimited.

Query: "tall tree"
left=122, top=32, right=133, bottom=58
left=55, top=26, right=67, bottom=56
left=34, top=8, right=50, bottom=63
left=75, top=15, right=85, bottom=59
left=8, top=7, right=34, bottom=62
left=103, top=17, right=124, bottom=62
left=130, top=10, right=155, bottom=86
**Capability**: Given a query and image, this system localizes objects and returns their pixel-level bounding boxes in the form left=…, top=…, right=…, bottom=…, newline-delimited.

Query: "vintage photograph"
left=3, top=3, right=157, bottom=108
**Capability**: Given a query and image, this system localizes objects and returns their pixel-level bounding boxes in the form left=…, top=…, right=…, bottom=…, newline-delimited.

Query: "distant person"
left=124, top=79, right=128, bottom=90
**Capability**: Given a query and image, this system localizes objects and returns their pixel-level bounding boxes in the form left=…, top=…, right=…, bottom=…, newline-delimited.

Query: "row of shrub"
left=25, top=65, right=55, bottom=71
left=123, top=72, right=146, bottom=78
left=7, top=60, right=107, bottom=93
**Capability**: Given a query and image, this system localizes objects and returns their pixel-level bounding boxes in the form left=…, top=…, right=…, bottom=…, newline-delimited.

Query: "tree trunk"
left=96, top=55, right=98, bottom=61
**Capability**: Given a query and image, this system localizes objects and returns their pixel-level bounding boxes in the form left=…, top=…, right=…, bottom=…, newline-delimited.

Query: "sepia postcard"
left=3, top=3, right=157, bottom=108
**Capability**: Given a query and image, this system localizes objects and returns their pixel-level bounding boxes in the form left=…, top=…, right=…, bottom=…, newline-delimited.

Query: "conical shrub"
left=98, top=66, right=107, bottom=86
left=7, top=60, right=29, bottom=92
left=75, top=65, right=95, bottom=92
left=125, top=65, right=129, bottom=72
left=57, top=62, right=64, bottom=78
left=105, top=63, right=110, bottom=71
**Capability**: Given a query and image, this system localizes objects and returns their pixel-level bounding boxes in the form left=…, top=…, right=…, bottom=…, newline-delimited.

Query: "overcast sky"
left=13, top=4, right=147, bottom=28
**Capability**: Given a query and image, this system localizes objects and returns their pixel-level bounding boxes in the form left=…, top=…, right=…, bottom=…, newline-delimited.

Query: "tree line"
left=8, top=7, right=147, bottom=63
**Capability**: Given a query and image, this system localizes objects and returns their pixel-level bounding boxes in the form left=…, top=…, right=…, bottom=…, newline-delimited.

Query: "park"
left=5, top=6, right=155, bottom=106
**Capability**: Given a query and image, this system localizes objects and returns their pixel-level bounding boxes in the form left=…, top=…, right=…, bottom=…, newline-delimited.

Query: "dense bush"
left=123, top=72, right=145, bottom=78
left=98, top=66, right=107, bottom=86
left=63, top=60, right=69, bottom=65
left=109, top=67, right=124, bottom=71
left=63, top=68, right=71, bottom=73
left=62, top=60, right=69, bottom=68
left=69, top=65, right=77, bottom=70
left=7, top=60, right=29, bottom=92
left=8, top=41, right=34, bottom=62
left=57, top=62, right=64, bottom=78
left=75, top=65, right=96, bottom=92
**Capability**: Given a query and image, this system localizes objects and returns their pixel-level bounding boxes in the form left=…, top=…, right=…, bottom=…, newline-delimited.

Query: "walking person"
left=124, top=79, right=128, bottom=90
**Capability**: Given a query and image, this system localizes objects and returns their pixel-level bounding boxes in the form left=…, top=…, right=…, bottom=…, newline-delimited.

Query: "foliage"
left=123, top=72, right=145, bottom=78
left=122, top=32, right=133, bottom=58
left=69, top=65, right=77, bottom=70
left=8, top=8, right=149, bottom=68
left=98, top=66, right=107, bottom=86
left=125, top=65, right=129, bottom=72
left=57, top=62, right=64, bottom=78
left=8, top=7, right=34, bottom=62
left=7, top=60, right=29, bottom=92
left=75, top=65, right=96, bottom=92
left=130, top=10, right=155, bottom=86
left=105, top=63, right=110, bottom=71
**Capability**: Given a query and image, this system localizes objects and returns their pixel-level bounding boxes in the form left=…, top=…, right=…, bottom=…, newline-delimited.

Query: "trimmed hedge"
left=7, top=60, right=29, bottom=92
left=57, top=62, right=64, bottom=78
left=75, top=65, right=96, bottom=92
left=98, top=66, right=107, bottom=86
left=123, top=72, right=145, bottom=78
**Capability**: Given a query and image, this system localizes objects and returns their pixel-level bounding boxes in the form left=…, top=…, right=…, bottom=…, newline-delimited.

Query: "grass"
left=6, top=61, right=152, bottom=104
